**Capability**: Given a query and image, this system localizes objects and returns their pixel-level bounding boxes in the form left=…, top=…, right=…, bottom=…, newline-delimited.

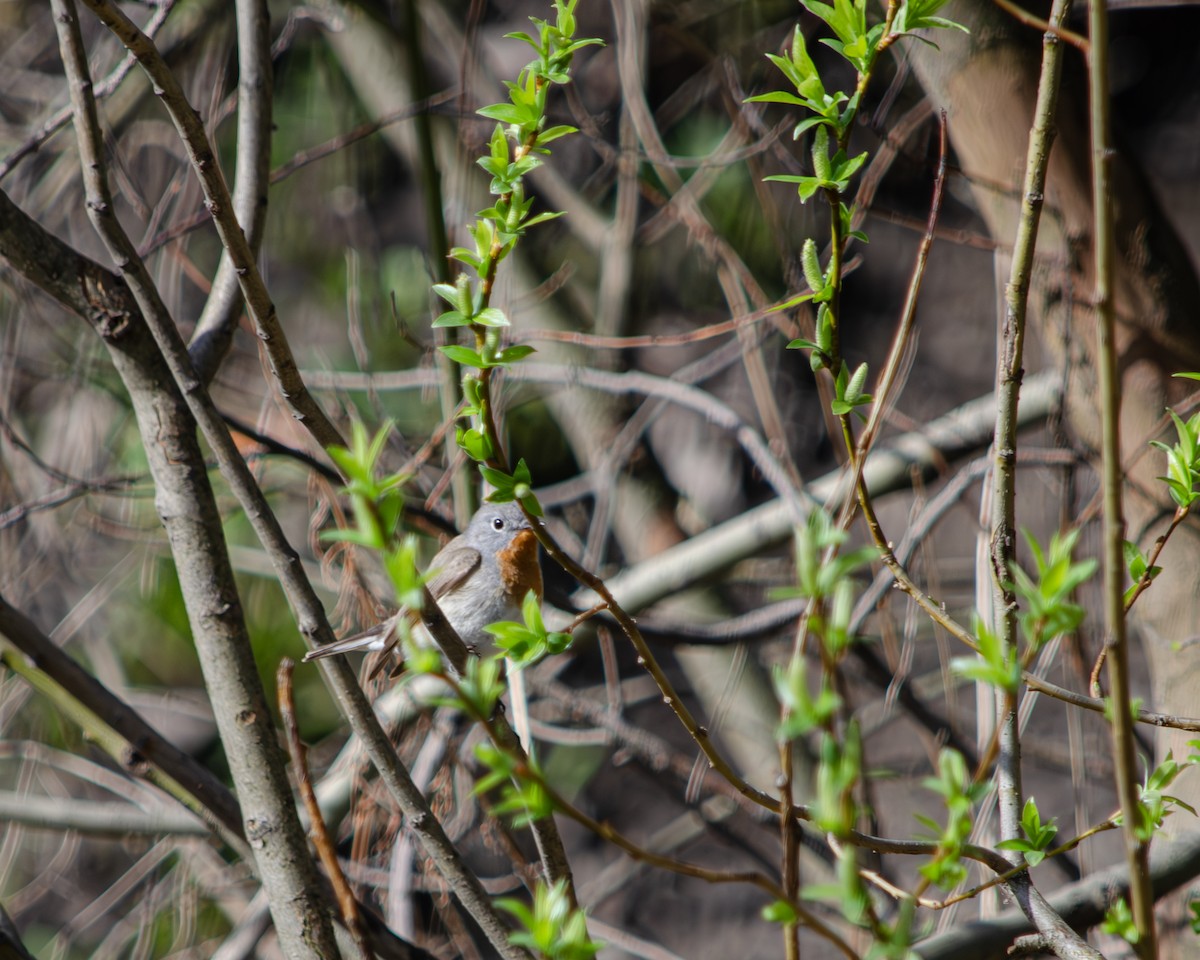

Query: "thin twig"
left=49, top=3, right=342, bottom=953
left=47, top=3, right=527, bottom=948
left=457, top=682, right=859, bottom=960
left=1088, top=0, right=1156, bottom=952
left=76, top=0, right=347, bottom=457
left=278, top=659, right=369, bottom=959
left=840, top=111, right=950, bottom=523
left=991, top=0, right=1072, bottom=883
left=188, top=0, right=274, bottom=383
left=0, top=0, right=177, bottom=182
left=990, top=0, right=1090, bottom=51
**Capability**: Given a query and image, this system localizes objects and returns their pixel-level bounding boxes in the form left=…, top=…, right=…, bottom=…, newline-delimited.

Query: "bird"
left=303, top=501, right=543, bottom=672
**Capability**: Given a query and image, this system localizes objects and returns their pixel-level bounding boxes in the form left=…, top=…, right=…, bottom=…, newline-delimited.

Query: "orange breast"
left=497, top=528, right=543, bottom=602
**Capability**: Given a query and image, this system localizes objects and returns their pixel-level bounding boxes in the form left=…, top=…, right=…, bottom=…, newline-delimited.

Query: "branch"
left=75, top=0, right=346, bottom=455
left=49, top=2, right=340, bottom=953
left=0, top=0, right=177, bottom=182
left=300, top=363, right=1061, bottom=615
left=1087, top=0, right=1155, bottom=951
left=0, top=790, right=208, bottom=838
left=188, top=0, right=273, bottom=382
left=0, top=48, right=520, bottom=960
left=980, top=6, right=1103, bottom=958
left=0, top=595, right=245, bottom=848
left=914, top=828, right=1200, bottom=959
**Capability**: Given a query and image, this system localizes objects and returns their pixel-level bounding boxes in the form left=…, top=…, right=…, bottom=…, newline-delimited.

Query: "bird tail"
left=302, top=619, right=397, bottom=662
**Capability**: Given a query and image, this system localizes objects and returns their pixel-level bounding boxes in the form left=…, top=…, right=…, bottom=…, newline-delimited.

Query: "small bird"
left=303, top=501, right=543, bottom=670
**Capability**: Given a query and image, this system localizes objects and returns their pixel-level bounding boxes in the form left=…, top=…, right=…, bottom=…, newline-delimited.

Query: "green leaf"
left=480, top=464, right=516, bottom=495
left=1102, top=898, right=1138, bottom=945
left=431, top=282, right=460, bottom=306
left=536, top=124, right=578, bottom=145
left=317, top=526, right=379, bottom=548
left=745, top=90, right=807, bottom=106
left=834, top=150, right=869, bottom=183
left=522, top=588, right=545, bottom=635
left=474, top=307, right=511, bottom=328
left=523, top=210, right=567, bottom=228
left=498, top=880, right=600, bottom=960
left=477, top=101, right=536, bottom=126
left=439, top=345, right=484, bottom=366
left=432, top=310, right=471, bottom=328
left=498, top=344, right=536, bottom=364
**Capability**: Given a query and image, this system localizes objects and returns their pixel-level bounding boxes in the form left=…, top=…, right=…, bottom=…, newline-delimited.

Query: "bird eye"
left=492, top=517, right=505, bottom=531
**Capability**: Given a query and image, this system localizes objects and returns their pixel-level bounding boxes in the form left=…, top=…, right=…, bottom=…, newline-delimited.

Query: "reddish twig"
left=277, top=659, right=369, bottom=959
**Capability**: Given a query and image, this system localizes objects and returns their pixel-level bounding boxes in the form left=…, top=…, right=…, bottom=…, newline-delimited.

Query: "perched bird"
left=303, top=501, right=543, bottom=670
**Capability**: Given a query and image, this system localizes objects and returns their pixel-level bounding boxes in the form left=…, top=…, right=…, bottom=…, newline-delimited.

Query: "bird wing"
left=425, top=543, right=482, bottom=601
left=302, top=543, right=481, bottom=665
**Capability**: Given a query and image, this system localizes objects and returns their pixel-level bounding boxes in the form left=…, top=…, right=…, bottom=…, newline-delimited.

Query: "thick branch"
left=49, top=1, right=340, bottom=952
left=76, top=0, right=346, bottom=454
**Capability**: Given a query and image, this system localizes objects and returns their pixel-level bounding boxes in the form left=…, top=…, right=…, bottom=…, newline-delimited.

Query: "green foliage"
left=761, top=899, right=799, bottom=925
left=916, top=750, right=986, bottom=889
left=320, top=422, right=431, bottom=613
left=382, top=535, right=427, bottom=612
left=1123, top=539, right=1162, bottom=606
left=832, top=359, right=874, bottom=417
left=442, top=0, right=602, bottom=530
left=996, top=797, right=1058, bottom=867
left=1102, top=897, right=1138, bottom=945
left=1188, top=899, right=1200, bottom=936
left=497, top=880, right=601, bottom=960
left=474, top=739, right=554, bottom=827
left=1150, top=402, right=1200, bottom=508
left=1008, top=528, right=1097, bottom=651
left=485, top=589, right=573, bottom=666
left=755, top=0, right=962, bottom=428
left=774, top=509, right=877, bottom=606
left=807, top=0, right=880, bottom=74
left=951, top=616, right=1020, bottom=694
left=773, top=654, right=840, bottom=741
left=402, top=636, right=444, bottom=678
left=439, top=654, right=507, bottom=720
left=865, top=901, right=920, bottom=960
left=788, top=303, right=835, bottom=370
left=746, top=26, right=848, bottom=138
left=891, top=0, right=970, bottom=36
left=321, top=420, right=409, bottom=550
left=481, top=458, right=544, bottom=516
left=814, top=723, right=862, bottom=835
left=763, top=125, right=869, bottom=203
left=432, top=274, right=510, bottom=330
left=1131, top=748, right=1200, bottom=842
left=438, top=0, right=600, bottom=377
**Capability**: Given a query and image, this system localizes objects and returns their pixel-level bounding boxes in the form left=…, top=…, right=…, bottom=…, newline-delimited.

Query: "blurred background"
left=4, top=0, right=1200, bottom=957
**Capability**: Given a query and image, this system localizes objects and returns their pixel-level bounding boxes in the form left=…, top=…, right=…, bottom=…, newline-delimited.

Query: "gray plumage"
left=303, top=501, right=538, bottom=664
